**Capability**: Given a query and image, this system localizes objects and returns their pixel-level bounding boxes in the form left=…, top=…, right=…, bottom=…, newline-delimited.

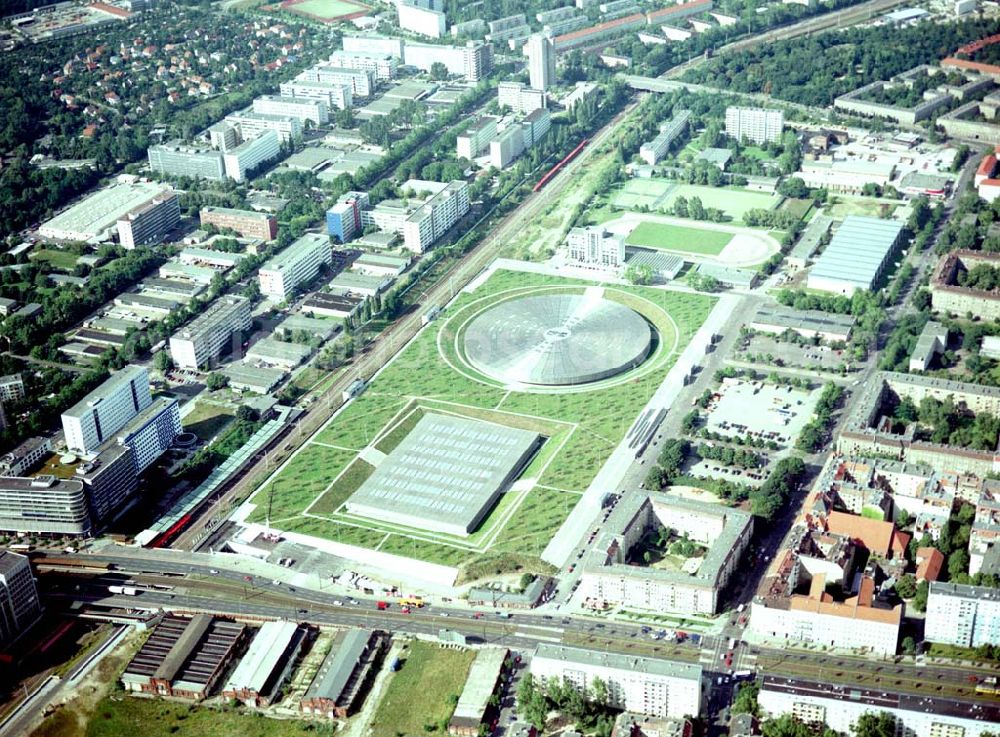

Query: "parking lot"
left=737, top=334, right=849, bottom=373
left=702, top=379, right=821, bottom=450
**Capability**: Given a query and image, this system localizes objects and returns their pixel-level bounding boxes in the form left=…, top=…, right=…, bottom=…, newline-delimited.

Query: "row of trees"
left=795, top=382, right=844, bottom=453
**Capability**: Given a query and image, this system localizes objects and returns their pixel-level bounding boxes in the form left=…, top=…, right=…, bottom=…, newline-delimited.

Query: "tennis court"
left=612, top=179, right=674, bottom=210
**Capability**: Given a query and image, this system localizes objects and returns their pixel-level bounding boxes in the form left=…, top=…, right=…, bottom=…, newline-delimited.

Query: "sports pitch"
left=613, top=180, right=780, bottom=223
left=626, top=222, right=733, bottom=256
left=281, top=0, right=368, bottom=20
left=243, top=269, right=714, bottom=573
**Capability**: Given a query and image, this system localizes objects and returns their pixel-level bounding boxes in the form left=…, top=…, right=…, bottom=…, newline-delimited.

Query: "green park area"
left=31, top=248, right=79, bottom=271
left=245, top=268, right=714, bottom=575
left=625, top=221, right=733, bottom=256
left=609, top=180, right=780, bottom=224
left=824, top=195, right=900, bottom=220
left=370, top=641, right=476, bottom=737
left=181, top=401, right=235, bottom=441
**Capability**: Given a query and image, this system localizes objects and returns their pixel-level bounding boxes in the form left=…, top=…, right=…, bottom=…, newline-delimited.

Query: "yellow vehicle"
left=975, top=676, right=998, bottom=695
left=399, top=596, right=424, bottom=608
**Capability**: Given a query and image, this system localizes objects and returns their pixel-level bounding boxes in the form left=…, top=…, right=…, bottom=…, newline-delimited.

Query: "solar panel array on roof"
left=345, top=413, right=540, bottom=536
left=808, top=216, right=904, bottom=293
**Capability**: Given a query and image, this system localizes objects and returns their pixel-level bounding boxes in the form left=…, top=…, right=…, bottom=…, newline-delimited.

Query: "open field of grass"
left=284, top=0, right=366, bottom=18
left=660, top=184, right=779, bottom=221
left=625, top=221, right=733, bottom=256
left=182, top=402, right=235, bottom=441
left=80, top=697, right=321, bottom=737
left=31, top=249, right=79, bottom=271
left=244, top=269, right=714, bottom=572
left=612, top=179, right=673, bottom=210
left=370, top=641, right=476, bottom=737
left=823, top=196, right=899, bottom=220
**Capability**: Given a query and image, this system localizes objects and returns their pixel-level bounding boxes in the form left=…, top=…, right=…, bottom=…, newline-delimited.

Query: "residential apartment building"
left=564, top=225, right=626, bottom=269
left=402, top=41, right=493, bottom=81
left=200, top=206, right=277, bottom=241
left=298, top=63, right=374, bottom=98
left=328, top=50, right=398, bottom=81
left=278, top=79, right=353, bottom=110
left=758, top=676, right=1000, bottom=737
left=725, top=106, right=784, bottom=145
left=640, top=110, right=691, bottom=165
left=498, top=81, right=546, bottom=115
left=342, top=34, right=405, bottom=58
left=222, top=130, right=281, bottom=183
left=61, top=365, right=152, bottom=454
left=116, top=191, right=181, bottom=249
left=148, top=141, right=226, bottom=180
left=531, top=645, right=702, bottom=719
left=457, top=116, right=498, bottom=160
left=0, top=373, right=25, bottom=402
left=0, top=551, right=41, bottom=646
left=225, top=110, right=303, bottom=144
left=258, top=233, right=333, bottom=301
left=397, top=0, right=446, bottom=38
left=924, top=582, right=1000, bottom=647
left=169, top=295, right=252, bottom=369
left=253, top=95, right=329, bottom=125
left=525, top=33, right=556, bottom=90
left=326, top=192, right=370, bottom=242
left=401, top=180, right=469, bottom=252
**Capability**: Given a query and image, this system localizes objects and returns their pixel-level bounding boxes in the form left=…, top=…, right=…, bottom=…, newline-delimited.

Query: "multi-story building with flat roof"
left=298, top=63, right=374, bottom=98
left=525, top=33, right=556, bottom=90
left=258, top=233, right=332, bottom=301
left=457, top=116, right=498, bottom=160
left=39, top=181, right=174, bottom=243
left=225, top=110, right=302, bottom=144
left=531, top=645, right=702, bottom=718
left=328, top=50, right=398, bottom=81
left=925, top=582, right=1000, bottom=647
left=758, top=675, right=1000, bottom=737
left=402, top=41, right=493, bottom=81
left=490, top=124, right=526, bottom=169
left=222, top=130, right=281, bottom=183
left=0, top=373, right=25, bottom=403
left=117, top=191, right=180, bottom=249
left=169, top=295, right=251, bottom=369
left=0, top=475, right=92, bottom=536
left=342, top=35, right=405, bottom=58
left=0, top=551, right=41, bottom=646
left=326, top=192, right=370, bottom=242
left=398, top=0, right=446, bottom=38
left=0, top=436, right=52, bottom=476
left=148, top=141, right=226, bottom=180
left=61, top=365, right=152, bottom=454
left=640, top=110, right=692, bottom=165
left=114, top=396, right=180, bottom=473
left=401, top=180, right=469, bottom=252
left=564, top=226, right=626, bottom=270
left=278, top=79, right=352, bottom=110
left=253, top=95, right=329, bottom=125
left=498, top=81, right=546, bottom=115
left=725, top=106, right=784, bottom=145
left=200, top=206, right=277, bottom=241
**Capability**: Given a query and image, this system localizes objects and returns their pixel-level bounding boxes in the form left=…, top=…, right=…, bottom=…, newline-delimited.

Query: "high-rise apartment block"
left=61, top=365, right=152, bottom=454
left=525, top=33, right=556, bottom=90
left=326, top=192, right=371, bottom=242
left=924, top=582, right=1000, bottom=647
left=725, top=106, right=784, bottom=144
left=0, top=551, right=41, bottom=646
left=258, top=233, right=333, bottom=301
left=402, top=41, right=493, bottom=81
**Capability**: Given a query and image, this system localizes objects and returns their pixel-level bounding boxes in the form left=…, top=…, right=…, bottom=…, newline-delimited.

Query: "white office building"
left=278, top=79, right=353, bottom=110
left=758, top=676, right=1000, bottom=737
left=565, top=226, right=626, bottom=269
left=457, top=116, right=498, bottom=160
left=298, top=63, right=374, bottom=98
left=222, top=130, right=281, bottom=183
left=924, top=582, right=1000, bottom=648
left=226, top=110, right=303, bottom=144
left=169, top=295, right=252, bottom=369
left=498, top=81, right=547, bottom=115
left=640, top=110, right=692, bottom=165
left=253, top=95, right=329, bottom=125
left=531, top=645, right=702, bottom=719
left=328, top=50, right=398, bottom=81
left=402, top=41, right=493, bottom=81
left=0, top=551, right=42, bottom=646
left=114, top=397, right=181, bottom=473
left=61, top=366, right=152, bottom=454
left=725, top=106, right=784, bottom=145
left=397, top=0, right=446, bottom=38
left=525, top=33, right=556, bottom=91
left=343, top=34, right=405, bottom=58
left=489, top=124, right=526, bottom=169
left=258, top=233, right=333, bottom=301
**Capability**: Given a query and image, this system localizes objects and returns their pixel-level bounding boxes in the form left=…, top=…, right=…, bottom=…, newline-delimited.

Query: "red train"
left=533, top=138, right=589, bottom=193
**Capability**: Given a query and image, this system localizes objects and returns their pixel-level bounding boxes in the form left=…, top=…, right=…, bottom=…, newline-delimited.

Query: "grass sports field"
left=282, top=0, right=367, bottom=20
left=625, top=221, right=733, bottom=256
left=244, top=268, right=714, bottom=574
left=612, top=180, right=779, bottom=223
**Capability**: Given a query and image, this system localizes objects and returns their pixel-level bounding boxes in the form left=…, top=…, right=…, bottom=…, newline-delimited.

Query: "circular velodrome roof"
left=463, top=293, right=653, bottom=386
